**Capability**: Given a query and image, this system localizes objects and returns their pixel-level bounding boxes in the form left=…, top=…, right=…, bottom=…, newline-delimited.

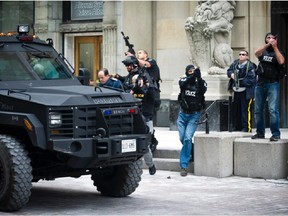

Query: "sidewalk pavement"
left=5, top=170, right=288, bottom=215
left=4, top=128, right=287, bottom=215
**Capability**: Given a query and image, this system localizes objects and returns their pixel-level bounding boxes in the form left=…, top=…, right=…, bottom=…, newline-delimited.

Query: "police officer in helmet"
left=116, top=55, right=157, bottom=175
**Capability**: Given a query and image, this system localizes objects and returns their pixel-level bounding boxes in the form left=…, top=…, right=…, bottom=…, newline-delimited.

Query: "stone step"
left=142, top=143, right=194, bottom=174
left=153, top=158, right=194, bottom=173
left=143, top=153, right=194, bottom=174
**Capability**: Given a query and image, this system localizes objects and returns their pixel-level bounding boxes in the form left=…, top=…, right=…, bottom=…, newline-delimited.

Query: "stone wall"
left=34, top=1, right=63, bottom=52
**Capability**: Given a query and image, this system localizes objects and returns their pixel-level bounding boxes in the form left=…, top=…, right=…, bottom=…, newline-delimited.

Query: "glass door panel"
left=75, top=36, right=102, bottom=85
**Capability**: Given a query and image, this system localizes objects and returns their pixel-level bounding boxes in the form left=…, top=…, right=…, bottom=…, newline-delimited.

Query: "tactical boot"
left=150, top=130, right=158, bottom=153
left=149, top=164, right=156, bottom=175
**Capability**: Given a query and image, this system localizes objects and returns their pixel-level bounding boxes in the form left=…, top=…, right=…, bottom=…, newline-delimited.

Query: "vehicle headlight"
left=49, top=112, right=62, bottom=128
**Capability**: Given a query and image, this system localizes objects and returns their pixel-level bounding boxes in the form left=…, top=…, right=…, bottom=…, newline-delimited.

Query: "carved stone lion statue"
left=185, top=0, right=236, bottom=75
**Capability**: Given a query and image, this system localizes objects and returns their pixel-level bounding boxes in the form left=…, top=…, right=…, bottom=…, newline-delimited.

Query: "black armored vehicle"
left=0, top=25, right=149, bottom=212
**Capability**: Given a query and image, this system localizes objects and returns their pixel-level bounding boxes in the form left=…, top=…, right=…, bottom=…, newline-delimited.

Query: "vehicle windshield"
left=0, top=51, right=72, bottom=81
left=24, top=52, right=72, bottom=80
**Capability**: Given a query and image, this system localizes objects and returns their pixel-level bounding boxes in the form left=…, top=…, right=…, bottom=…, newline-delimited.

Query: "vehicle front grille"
left=48, top=105, right=135, bottom=139
left=103, top=112, right=134, bottom=135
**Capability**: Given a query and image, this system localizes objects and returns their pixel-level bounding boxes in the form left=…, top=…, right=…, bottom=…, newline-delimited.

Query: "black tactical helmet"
left=122, top=56, right=139, bottom=67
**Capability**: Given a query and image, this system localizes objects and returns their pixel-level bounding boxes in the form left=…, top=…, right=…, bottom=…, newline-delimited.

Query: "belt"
left=181, top=109, right=199, bottom=114
left=258, top=77, right=278, bottom=84
left=267, top=79, right=278, bottom=83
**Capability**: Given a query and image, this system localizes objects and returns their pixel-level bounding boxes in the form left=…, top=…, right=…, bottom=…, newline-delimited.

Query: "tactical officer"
left=252, top=32, right=285, bottom=141
left=118, top=56, right=157, bottom=175
left=136, top=50, right=161, bottom=107
left=177, top=65, right=207, bottom=177
left=125, top=51, right=160, bottom=151
left=116, top=56, right=143, bottom=92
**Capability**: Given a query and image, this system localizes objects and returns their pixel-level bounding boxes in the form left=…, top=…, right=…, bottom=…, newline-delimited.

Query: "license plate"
left=122, top=139, right=136, bottom=153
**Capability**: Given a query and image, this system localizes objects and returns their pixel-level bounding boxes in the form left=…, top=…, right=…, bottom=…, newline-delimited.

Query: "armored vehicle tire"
left=0, top=135, right=33, bottom=212
left=91, top=159, right=143, bottom=197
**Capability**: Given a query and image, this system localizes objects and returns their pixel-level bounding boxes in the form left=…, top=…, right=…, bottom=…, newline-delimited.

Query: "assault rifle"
left=121, top=31, right=136, bottom=55
left=232, top=69, right=246, bottom=92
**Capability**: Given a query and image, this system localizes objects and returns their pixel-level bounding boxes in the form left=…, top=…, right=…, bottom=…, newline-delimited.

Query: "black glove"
left=186, top=74, right=196, bottom=83
left=194, top=68, right=201, bottom=78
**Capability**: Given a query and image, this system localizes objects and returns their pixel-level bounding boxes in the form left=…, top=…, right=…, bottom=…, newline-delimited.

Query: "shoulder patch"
left=180, top=77, right=187, bottom=82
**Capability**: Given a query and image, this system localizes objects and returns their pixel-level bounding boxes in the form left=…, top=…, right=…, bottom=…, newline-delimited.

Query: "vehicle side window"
left=0, top=53, right=34, bottom=81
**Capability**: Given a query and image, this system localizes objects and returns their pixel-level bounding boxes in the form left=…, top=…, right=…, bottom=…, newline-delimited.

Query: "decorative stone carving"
left=59, top=23, right=102, bottom=33
left=185, top=0, right=236, bottom=75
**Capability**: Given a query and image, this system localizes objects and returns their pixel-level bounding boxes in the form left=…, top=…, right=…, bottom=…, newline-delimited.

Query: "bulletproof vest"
left=179, top=79, right=204, bottom=112
left=259, top=49, right=281, bottom=80
left=123, top=71, right=138, bottom=91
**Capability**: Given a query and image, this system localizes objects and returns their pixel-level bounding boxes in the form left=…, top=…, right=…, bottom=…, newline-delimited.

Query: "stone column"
left=34, top=1, right=48, bottom=37
left=102, top=1, right=118, bottom=73
left=34, top=1, right=62, bottom=52
left=103, top=25, right=117, bottom=73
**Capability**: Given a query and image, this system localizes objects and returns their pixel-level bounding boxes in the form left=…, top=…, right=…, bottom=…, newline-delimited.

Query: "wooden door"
left=74, top=36, right=102, bottom=84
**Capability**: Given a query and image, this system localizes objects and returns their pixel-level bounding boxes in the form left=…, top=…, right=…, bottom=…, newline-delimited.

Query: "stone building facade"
left=2, top=1, right=287, bottom=130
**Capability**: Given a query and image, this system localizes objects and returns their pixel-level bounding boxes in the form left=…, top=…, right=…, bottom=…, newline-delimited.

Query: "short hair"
left=99, top=68, right=109, bottom=76
left=240, top=50, right=249, bottom=55
left=138, top=49, right=148, bottom=55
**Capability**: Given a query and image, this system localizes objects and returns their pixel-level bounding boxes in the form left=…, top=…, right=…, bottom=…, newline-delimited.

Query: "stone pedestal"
left=194, top=132, right=251, bottom=178
left=234, top=138, right=288, bottom=179
left=203, top=74, right=230, bottom=101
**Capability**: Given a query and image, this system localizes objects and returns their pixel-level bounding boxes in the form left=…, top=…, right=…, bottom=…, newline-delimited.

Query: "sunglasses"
left=239, top=53, right=247, bottom=56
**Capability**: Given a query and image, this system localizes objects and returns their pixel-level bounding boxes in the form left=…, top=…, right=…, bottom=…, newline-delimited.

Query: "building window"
left=63, top=1, right=103, bottom=23
left=0, top=1, right=34, bottom=33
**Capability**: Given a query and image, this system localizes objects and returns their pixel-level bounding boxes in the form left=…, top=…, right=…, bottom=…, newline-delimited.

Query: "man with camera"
left=177, top=65, right=207, bottom=177
left=252, top=32, right=285, bottom=142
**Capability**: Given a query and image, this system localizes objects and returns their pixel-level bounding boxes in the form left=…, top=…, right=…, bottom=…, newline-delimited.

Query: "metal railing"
left=197, top=97, right=233, bottom=134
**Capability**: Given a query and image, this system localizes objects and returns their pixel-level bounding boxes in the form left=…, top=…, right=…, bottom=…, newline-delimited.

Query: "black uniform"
left=178, top=74, right=207, bottom=114
left=145, top=58, right=161, bottom=110
left=129, top=68, right=155, bottom=121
